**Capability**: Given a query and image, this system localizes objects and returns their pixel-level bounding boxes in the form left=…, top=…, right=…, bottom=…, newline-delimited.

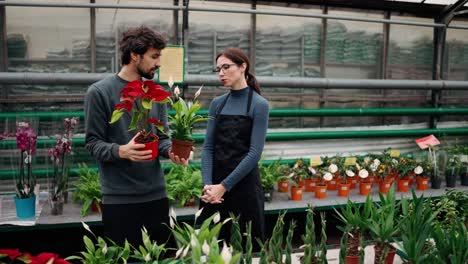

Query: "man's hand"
left=168, top=146, right=195, bottom=167
left=118, top=133, right=153, bottom=161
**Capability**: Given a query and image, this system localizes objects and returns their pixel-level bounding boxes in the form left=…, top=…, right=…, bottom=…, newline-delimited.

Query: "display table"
left=1, top=184, right=467, bottom=232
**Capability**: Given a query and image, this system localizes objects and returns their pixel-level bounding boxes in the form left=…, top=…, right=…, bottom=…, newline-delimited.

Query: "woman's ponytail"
left=246, top=72, right=261, bottom=95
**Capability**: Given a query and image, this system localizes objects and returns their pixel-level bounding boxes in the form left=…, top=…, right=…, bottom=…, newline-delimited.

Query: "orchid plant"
left=15, top=122, right=37, bottom=199
left=48, top=117, right=79, bottom=201
left=110, top=80, right=171, bottom=143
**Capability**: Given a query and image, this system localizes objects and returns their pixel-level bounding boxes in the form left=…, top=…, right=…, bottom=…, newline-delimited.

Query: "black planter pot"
left=446, top=175, right=457, bottom=188
left=431, top=177, right=442, bottom=189
left=461, top=173, right=468, bottom=186
left=264, top=190, right=273, bottom=202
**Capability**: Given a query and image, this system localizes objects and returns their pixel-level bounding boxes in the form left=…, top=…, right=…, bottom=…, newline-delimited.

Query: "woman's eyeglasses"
left=213, top=63, right=237, bottom=73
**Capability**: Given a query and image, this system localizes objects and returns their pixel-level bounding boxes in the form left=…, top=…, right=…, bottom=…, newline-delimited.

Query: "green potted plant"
left=168, top=85, right=209, bottom=160
left=428, top=145, right=447, bottom=189
left=301, top=205, right=317, bottom=264
left=165, top=165, right=202, bottom=207
left=430, top=219, right=468, bottom=264
left=366, top=186, right=401, bottom=264
left=109, top=80, right=170, bottom=160
left=397, top=190, right=437, bottom=264
left=334, top=196, right=372, bottom=264
left=14, top=121, right=37, bottom=219
left=259, top=159, right=288, bottom=202
left=72, top=164, right=102, bottom=217
left=445, top=154, right=460, bottom=188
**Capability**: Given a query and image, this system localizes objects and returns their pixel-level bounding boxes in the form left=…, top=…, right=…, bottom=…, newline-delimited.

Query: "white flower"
left=308, top=166, right=316, bottom=175
left=82, top=221, right=92, bottom=233
left=373, top=159, right=381, bottom=166
left=195, top=229, right=200, bottom=235
left=222, top=218, right=232, bottom=225
left=174, top=86, right=181, bottom=98
left=168, top=76, right=174, bottom=88
left=194, top=85, right=203, bottom=100
left=392, top=159, right=398, bottom=165
left=329, top=164, right=338, bottom=173
left=190, top=234, right=198, bottom=248
left=202, top=240, right=210, bottom=255
left=370, top=163, right=378, bottom=172
left=346, top=170, right=355, bottom=177
left=175, top=246, right=184, bottom=258
left=293, top=163, right=299, bottom=169
left=102, top=244, right=108, bottom=254
left=414, top=166, right=424, bottom=175
left=364, top=157, right=371, bottom=164
left=288, top=172, right=295, bottom=178
left=170, top=207, right=177, bottom=219
left=355, top=163, right=361, bottom=170
left=323, top=172, right=333, bottom=181
left=144, top=253, right=151, bottom=262
left=359, top=169, right=369, bottom=179
left=182, top=245, right=190, bottom=258
left=213, top=212, right=220, bottom=224
left=195, top=208, right=204, bottom=220
left=169, top=216, right=175, bottom=228
left=220, top=242, right=232, bottom=263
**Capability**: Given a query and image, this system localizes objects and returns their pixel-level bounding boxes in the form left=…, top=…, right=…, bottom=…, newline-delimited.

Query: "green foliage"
left=301, top=205, right=317, bottom=264
left=259, top=159, right=290, bottom=193
left=398, top=190, right=437, bottom=264
left=285, top=220, right=296, bottom=264
left=165, top=165, right=202, bottom=207
left=229, top=213, right=243, bottom=263
left=431, top=219, right=468, bottom=264
left=72, top=164, right=102, bottom=217
left=318, top=212, right=328, bottom=264
left=244, top=222, right=253, bottom=264
left=169, top=97, right=209, bottom=141
left=66, top=223, right=131, bottom=263
left=429, top=189, right=468, bottom=228
left=131, top=227, right=171, bottom=263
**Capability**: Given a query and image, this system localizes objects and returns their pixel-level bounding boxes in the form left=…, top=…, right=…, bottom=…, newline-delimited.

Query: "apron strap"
left=216, top=93, right=231, bottom=117
left=246, top=87, right=253, bottom=116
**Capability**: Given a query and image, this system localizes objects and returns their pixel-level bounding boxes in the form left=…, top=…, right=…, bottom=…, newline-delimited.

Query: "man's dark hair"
left=119, top=26, right=166, bottom=65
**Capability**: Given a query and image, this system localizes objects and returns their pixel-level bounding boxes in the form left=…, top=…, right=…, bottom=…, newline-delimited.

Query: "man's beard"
left=137, top=65, right=157, bottom=80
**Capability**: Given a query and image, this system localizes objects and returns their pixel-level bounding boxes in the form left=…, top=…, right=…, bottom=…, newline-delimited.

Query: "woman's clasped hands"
left=200, top=184, right=226, bottom=204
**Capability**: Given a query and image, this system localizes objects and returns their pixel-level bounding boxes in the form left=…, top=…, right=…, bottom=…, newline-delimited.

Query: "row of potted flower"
left=261, top=147, right=468, bottom=201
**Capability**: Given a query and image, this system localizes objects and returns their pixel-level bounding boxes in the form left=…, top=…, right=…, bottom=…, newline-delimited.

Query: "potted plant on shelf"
left=338, top=163, right=355, bottom=197
left=259, top=159, right=288, bottom=202
left=14, top=122, right=38, bottom=219
left=72, top=164, right=102, bottom=217
left=445, top=154, right=460, bottom=188
left=358, top=156, right=373, bottom=196
left=427, top=145, right=447, bottom=189
left=168, top=85, right=209, bottom=160
left=48, top=117, right=79, bottom=215
left=395, top=156, right=414, bottom=192
left=290, top=159, right=308, bottom=201
left=110, top=80, right=171, bottom=160
left=414, top=161, right=429, bottom=190
left=165, top=164, right=202, bottom=207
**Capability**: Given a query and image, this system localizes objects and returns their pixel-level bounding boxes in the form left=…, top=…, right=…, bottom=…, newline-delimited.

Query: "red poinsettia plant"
left=109, top=80, right=170, bottom=145
left=0, top=249, right=70, bottom=264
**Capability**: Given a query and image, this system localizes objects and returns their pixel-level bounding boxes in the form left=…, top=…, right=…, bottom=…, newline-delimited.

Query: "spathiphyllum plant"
left=110, top=80, right=170, bottom=143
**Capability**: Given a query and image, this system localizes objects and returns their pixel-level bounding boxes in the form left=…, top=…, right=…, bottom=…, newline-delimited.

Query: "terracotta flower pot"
left=291, top=186, right=303, bottom=201
left=416, top=176, right=429, bottom=190
left=345, top=255, right=360, bottom=264
left=397, top=178, right=410, bottom=192
left=135, top=133, right=159, bottom=160
left=359, top=181, right=372, bottom=196
left=327, top=177, right=338, bottom=191
left=296, top=179, right=305, bottom=190
left=349, top=177, right=359, bottom=189
left=171, top=138, right=194, bottom=160
left=305, top=178, right=318, bottom=192
left=315, top=184, right=327, bottom=199
left=277, top=179, right=289, bottom=192
left=338, top=182, right=351, bottom=197
left=374, top=245, right=396, bottom=264
left=379, top=179, right=393, bottom=194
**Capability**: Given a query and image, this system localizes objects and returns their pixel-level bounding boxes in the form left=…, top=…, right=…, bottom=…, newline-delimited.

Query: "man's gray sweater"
left=84, top=74, right=171, bottom=204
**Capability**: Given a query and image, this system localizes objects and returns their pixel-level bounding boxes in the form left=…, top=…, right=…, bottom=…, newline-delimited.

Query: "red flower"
left=143, top=80, right=162, bottom=90
left=114, top=100, right=133, bottom=112
left=0, top=249, right=22, bottom=260
left=147, top=118, right=164, bottom=126
left=30, top=252, right=70, bottom=264
left=120, top=80, right=144, bottom=98
left=142, top=86, right=170, bottom=102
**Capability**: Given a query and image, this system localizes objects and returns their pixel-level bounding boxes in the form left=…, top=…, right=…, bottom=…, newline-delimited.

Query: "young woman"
left=199, top=47, right=269, bottom=244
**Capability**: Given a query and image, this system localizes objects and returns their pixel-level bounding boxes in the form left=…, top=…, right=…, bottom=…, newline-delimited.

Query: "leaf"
left=109, top=110, right=124, bottom=124
left=142, top=98, right=152, bottom=110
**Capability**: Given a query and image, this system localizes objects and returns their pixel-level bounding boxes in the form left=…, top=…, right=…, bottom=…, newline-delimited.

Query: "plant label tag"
left=390, top=149, right=400, bottom=157
left=310, top=157, right=322, bottom=166
left=415, top=135, right=440, bottom=149
left=344, top=157, right=357, bottom=166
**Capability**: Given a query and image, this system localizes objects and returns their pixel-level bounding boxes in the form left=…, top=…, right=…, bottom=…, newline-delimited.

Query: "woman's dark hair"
left=119, top=26, right=166, bottom=65
left=216, top=47, right=261, bottom=95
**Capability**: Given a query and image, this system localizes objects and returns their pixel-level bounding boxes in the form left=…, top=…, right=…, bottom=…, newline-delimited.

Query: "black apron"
left=199, top=87, right=265, bottom=243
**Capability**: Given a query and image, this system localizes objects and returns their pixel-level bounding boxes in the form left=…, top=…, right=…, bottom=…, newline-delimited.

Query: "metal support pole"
left=319, top=5, right=328, bottom=127
left=90, top=0, right=96, bottom=73
left=249, top=0, right=256, bottom=73
left=172, top=0, right=179, bottom=44
left=381, top=11, right=390, bottom=125
left=0, top=0, right=7, bottom=112
left=181, top=0, right=189, bottom=95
